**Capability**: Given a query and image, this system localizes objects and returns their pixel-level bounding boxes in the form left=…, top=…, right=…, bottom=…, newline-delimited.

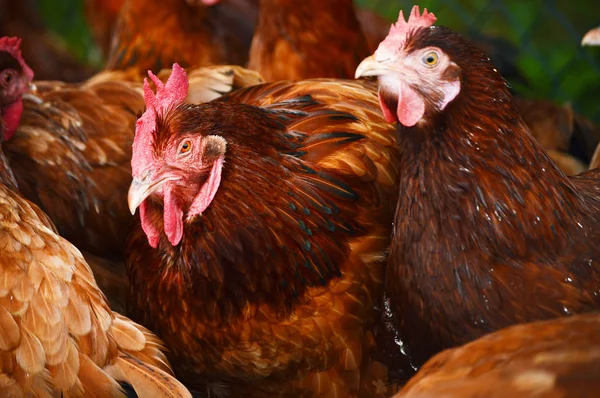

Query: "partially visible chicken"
left=591, top=142, right=600, bottom=170
left=582, top=25, right=600, bottom=170
left=392, top=313, right=600, bottom=398
left=84, top=0, right=125, bottom=56
left=1, top=36, right=263, bottom=260
left=515, top=98, right=600, bottom=175
left=356, top=6, right=600, bottom=376
left=582, top=25, right=600, bottom=46
left=248, top=0, right=371, bottom=80
left=105, top=0, right=255, bottom=73
left=0, top=0, right=95, bottom=82
left=125, top=65, right=401, bottom=396
left=0, top=53, right=190, bottom=397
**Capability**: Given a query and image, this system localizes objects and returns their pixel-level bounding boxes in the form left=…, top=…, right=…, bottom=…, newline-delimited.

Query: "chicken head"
left=128, top=64, right=227, bottom=248
left=355, top=6, right=462, bottom=127
left=0, top=37, right=33, bottom=140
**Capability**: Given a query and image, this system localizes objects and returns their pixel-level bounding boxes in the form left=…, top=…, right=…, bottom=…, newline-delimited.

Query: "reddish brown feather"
left=378, top=25, right=600, bottom=378
left=104, top=0, right=253, bottom=73
left=392, top=313, right=600, bottom=398
left=248, top=0, right=371, bottom=81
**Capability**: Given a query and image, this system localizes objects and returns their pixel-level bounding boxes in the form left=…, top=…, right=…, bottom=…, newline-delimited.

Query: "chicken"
left=0, top=0, right=95, bottom=82
left=125, top=64, right=400, bottom=396
left=582, top=25, right=600, bottom=46
left=1, top=36, right=263, bottom=260
left=591, top=142, right=600, bottom=170
left=391, top=313, right=600, bottom=398
left=515, top=97, right=600, bottom=175
left=248, top=0, right=370, bottom=80
left=355, top=5, right=600, bottom=374
left=0, top=53, right=190, bottom=397
left=582, top=25, right=600, bottom=170
left=104, top=0, right=255, bottom=73
left=84, top=0, right=125, bottom=56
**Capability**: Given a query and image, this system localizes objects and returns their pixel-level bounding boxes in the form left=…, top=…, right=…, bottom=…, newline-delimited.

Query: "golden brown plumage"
left=355, top=6, right=600, bottom=376
left=392, top=313, right=600, bottom=398
left=104, top=0, right=254, bottom=73
left=0, top=144, right=190, bottom=396
left=126, top=69, right=401, bottom=396
left=248, top=0, right=370, bottom=81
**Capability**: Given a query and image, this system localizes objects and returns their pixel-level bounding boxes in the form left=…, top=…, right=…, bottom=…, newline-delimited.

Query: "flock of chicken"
left=1, top=0, right=600, bottom=397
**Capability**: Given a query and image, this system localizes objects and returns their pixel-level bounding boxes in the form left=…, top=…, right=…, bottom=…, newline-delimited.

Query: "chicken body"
left=248, top=0, right=370, bottom=80
left=392, top=313, right=600, bottom=398
left=356, top=6, right=600, bottom=373
left=0, top=0, right=95, bottom=82
left=126, top=71, right=400, bottom=397
left=105, top=0, right=254, bottom=73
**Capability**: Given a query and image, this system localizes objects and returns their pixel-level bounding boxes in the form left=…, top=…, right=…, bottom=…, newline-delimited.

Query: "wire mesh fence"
left=357, top=0, right=600, bottom=123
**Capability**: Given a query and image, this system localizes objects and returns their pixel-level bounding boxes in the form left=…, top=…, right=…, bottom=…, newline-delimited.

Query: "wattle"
left=1, top=99, right=24, bottom=141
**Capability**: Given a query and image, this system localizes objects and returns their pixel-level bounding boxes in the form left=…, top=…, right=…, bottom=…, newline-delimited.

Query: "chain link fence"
left=358, top=0, right=600, bottom=123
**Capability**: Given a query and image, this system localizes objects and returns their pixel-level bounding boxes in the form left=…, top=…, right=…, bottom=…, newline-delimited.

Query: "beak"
left=355, top=54, right=395, bottom=79
left=582, top=26, right=600, bottom=46
left=127, top=175, right=173, bottom=215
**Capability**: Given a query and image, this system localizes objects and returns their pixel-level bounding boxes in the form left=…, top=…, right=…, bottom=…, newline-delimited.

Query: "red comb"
left=375, top=5, right=437, bottom=60
left=0, top=36, right=34, bottom=82
left=131, top=63, right=189, bottom=178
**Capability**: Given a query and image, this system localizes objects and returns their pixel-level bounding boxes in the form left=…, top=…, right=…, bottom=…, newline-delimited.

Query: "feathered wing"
left=5, top=78, right=142, bottom=258
left=0, top=185, right=190, bottom=397
left=392, top=313, right=600, bottom=398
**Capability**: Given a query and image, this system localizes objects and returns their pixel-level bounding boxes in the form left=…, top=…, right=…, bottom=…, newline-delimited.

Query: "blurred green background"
left=36, top=0, right=600, bottom=123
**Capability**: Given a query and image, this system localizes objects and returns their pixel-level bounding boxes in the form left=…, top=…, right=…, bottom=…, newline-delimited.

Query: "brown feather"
left=248, top=0, right=370, bottom=80
left=392, top=313, right=600, bottom=398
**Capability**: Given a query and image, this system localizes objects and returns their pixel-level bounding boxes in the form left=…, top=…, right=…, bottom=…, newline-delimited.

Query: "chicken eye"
left=422, top=52, right=439, bottom=67
left=179, top=140, right=192, bottom=154
left=0, top=70, right=16, bottom=86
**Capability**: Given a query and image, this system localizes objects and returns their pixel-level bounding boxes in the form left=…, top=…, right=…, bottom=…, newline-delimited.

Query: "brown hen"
left=248, top=0, right=370, bottom=80
left=104, top=0, right=255, bottom=73
left=356, top=6, right=600, bottom=376
left=392, top=313, right=600, bottom=398
left=125, top=65, right=400, bottom=396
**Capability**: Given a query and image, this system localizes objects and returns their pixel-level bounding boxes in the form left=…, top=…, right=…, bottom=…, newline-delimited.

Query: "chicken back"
left=248, top=0, right=371, bottom=80
left=126, top=65, right=401, bottom=396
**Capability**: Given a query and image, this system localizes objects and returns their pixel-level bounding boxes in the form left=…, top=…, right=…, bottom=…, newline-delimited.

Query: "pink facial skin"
left=355, top=6, right=461, bottom=127
left=129, top=64, right=228, bottom=248
left=0, top=37, right=34, bottom=141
